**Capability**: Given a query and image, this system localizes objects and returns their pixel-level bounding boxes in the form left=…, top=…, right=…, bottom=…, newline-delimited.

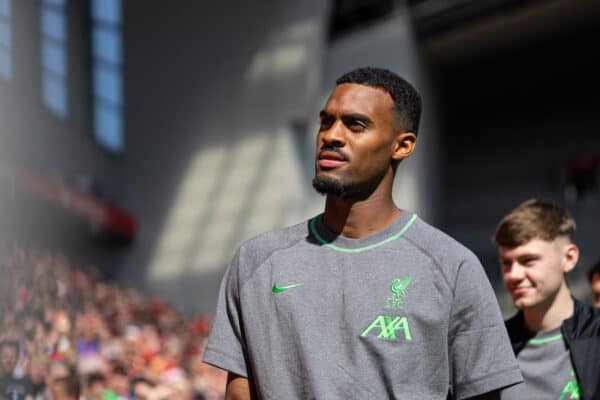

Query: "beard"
left=312, top=168, right=389, bottom=200
left=312, top=175, right=346, bottom=196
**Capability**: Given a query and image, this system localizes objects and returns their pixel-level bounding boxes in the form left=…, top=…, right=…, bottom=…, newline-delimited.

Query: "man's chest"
left=242, top=248, right=453, bottom=352
left=502, top=333, right=580, bottom=400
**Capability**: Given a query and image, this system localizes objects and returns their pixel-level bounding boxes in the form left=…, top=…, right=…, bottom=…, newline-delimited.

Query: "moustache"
left=318, top=146, right=350, bottom=161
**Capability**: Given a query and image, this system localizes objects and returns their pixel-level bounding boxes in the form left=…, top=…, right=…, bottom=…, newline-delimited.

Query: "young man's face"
left=498, top=237, right=577, bottom=310
left=590, top=273, right=600, bottom=308
left=0, top=345, right=18, bottom=375
left=313, top=83, right=413, bottom=198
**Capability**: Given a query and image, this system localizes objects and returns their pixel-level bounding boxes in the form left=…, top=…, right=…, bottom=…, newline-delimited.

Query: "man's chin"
left=513, top=300, right=526, bottom=310
left=312, top=175, right=346, bottom=196
left=513, top=297, right=536, bottom=310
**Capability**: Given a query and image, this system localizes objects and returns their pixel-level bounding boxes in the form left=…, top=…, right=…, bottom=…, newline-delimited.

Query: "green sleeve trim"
left=309, top=213, right=418, bottom=253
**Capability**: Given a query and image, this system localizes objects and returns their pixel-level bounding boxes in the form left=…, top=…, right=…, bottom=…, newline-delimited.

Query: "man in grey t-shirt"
left=204, top=67, right=522, bottom=399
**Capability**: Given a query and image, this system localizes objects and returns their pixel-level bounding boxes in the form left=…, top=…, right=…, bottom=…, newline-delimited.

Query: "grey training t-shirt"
left=204, top=211, right=522, bottom=399
left=501, top=328, right=581, bottom=400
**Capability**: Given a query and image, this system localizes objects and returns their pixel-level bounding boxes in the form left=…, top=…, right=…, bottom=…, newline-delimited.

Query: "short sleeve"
left=203, top=249, right=250, bottom=378
left=448, top=254, right=522, bottom=399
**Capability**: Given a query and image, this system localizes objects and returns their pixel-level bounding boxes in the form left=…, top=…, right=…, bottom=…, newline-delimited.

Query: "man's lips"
left=318, top=159, right=346, bottom=168
left=510, top=286, right=532, bottom=297
left=317, top=150, right=347, bottom=168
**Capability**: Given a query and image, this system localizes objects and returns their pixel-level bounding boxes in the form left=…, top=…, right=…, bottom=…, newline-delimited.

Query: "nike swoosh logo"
left=272, top=283, right=303, bottom=293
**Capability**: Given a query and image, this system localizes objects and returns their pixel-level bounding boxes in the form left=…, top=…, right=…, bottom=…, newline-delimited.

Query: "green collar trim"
left=528, top=333, right=563, bottom=346
left=309, top=213, right=417, bottom=254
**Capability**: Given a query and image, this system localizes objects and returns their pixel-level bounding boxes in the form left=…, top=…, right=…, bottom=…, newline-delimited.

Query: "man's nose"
left=504, top=262, right=525, bottom=281
left=320, top=121, right=346, bottom=147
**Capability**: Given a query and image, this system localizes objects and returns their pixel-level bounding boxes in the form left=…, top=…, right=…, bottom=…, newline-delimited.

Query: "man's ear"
left=563, top=243, right=579, bottom=273
left=392, top=132, right=417, bottom=162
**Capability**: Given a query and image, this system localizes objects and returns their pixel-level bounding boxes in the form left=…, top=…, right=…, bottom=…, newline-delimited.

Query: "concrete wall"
left=116, top=1, right=331, bottom=313
left=433, top=16, right=600, bottom=315
left=117, top=4, right=441, bottom=314
left=0, top=1, right=437, bottom=315
left=0, top=0, right=332, bottom=312
left=0, top=0, right=117, bottom=263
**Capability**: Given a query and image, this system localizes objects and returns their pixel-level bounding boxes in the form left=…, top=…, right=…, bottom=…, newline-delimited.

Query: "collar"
left=505, top=297, right=584, bottom=353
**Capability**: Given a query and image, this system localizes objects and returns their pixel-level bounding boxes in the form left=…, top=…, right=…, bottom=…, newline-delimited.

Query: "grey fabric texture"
left=204, top=211, right=522, bottom=399
left=501, top=328, right=579, bottom=400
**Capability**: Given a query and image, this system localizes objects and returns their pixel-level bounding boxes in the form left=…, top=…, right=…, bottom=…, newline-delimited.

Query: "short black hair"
left=336, top=67, right=422, bottom=134
left=588, top=260, right=600, bottom=283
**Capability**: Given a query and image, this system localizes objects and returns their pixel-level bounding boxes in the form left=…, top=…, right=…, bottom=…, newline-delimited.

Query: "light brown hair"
left=494, top=199, right=576, bottom=247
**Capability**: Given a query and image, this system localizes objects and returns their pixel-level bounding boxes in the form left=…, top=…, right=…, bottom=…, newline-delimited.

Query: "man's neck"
left=523, top=284, right=574, bottom=332
left=322, top=192, right=400, bottom=238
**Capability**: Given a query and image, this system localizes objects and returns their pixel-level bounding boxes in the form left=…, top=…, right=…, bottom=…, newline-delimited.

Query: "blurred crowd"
left=0, top=245, right=226, bottom=400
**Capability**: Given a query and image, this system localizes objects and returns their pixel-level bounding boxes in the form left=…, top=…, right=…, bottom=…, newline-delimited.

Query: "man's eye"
left=320, top=119, right=332, bottom=128
left=348, top=121, right=365, bottom=130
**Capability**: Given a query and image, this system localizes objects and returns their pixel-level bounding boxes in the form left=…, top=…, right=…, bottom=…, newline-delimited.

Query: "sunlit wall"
left=0, top=1, right=439, bottom=315
left=116, top=2, right=439, bottom=314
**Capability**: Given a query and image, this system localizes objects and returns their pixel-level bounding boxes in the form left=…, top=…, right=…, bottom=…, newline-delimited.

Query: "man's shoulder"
left=234, top=219, right=310, bottom=266
left=241, top=219, right=308, bottom=249
left=566, top=297, right=600, bottom=337
left=574, top=297, right=600, bottom=317
left=403, top=216, right=480, bottom=265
